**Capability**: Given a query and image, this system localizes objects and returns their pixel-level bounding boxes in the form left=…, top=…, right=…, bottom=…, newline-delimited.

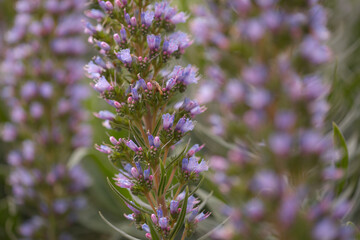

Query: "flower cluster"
left=0, top=0, right=91, bottom=238
left=191, top=0, right=353, bottom=239
left=85, top=0, right=209, bottom=239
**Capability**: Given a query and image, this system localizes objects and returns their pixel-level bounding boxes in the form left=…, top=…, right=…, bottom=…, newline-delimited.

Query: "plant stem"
left=163, top=168, right=176, bottom=194
left=181, top=229, right=187, bottom=240
left=174, top=183, right=184, bottom=199
left=151, top=107, right=158, bottom=133
left=135, top=121, right=150, bottom=147
left=163, top=146, right=170, bottom=165
left=145, top=193, right=157, bottom=213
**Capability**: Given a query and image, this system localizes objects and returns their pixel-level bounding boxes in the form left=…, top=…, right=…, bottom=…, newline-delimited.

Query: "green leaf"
left=67, top=148, right=88, bottom=168
left=189, top=176, right=204, bottom=196
left=99, top=211, right=141, bottom=240
left=110, top=119, right=130, bottom=131
left=169, top=187, right=189, bottom=240
left=333, top=122, right=349, bottom=195
left=152, top=116, right=162, bottom=136
left=158, top=160, right=167, bottom=197
left=333, top=122, right=349, bottom=169
left=106, top=177, right=152, bottom=214
left=197, top=216, right=230, bottom=240
left=146, top=215, right=161, bottom=240
left=130, top=124, right=146, bottom=149
left=166, top=141, right=190, bottom=171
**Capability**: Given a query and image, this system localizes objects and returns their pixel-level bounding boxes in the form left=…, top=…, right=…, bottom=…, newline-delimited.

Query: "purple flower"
left=125, top=201, right=141, bottom=215
left=124, top=139, right=141, bottom=152
left=142, top=224, right=150, bottom=233
left=171, top=65, right=199, bottom=85
left=144, top=167, right=151, bottom=180
left=120, top=28, right=127, bottom=42
left=262, top=10, right=282, bottom=30
left=242, top=64, right=268, bottom=85
left=275, top=111, right=296, bottom=131
left=313, top=219, right=337, bottom=240
left=131, top=167, right=140, bottom=178
left=244, top=199, right=264, bottom=221
left=151, top=214, right=158, bottom=224
left=39, top=82, right=53, bottom=99
left=241, top=19, right=265, bottom=42
left=177, top=98, right=206, bottom=116
left=176, top=118, right=194, bottom=133
left=194, top=211, right=211, bottom=223
left=148, top=134, right=160, bottom=148
left=114, top=173, right=134, bottom=189
left=279, top=195, right=299, bottom=226
left=93, top=110, right=115, bottom=120
left=251, top=171, right=281, bottom=197
left=170, top=200, right=179, bottom=215
left=29, top=102, right=44, bottom=119
left=300, top=130, right=326, bottom=154
left=147, top=34, right=161, bottom=51
left=246, top=88, right=271, bottom=109
left=142, top=11, right=155, bottom=27
left=153, top=136, right=161, bottom=148
left=269, top=133, right=292, bottom=156
left=155, top=2, right=168, bottom=19
left=170, top=32, right=192, bottom=52
left=93, top=76, right=112, bottom=93
left=85, top=9, right=105, bottom=20
left=19, top=217, right=44, bottom=237
left=2, top=123, right=17, bottom=142
left=135, top=78, right=147, bottom=90
left=131, top=88, right=139, bottom=101
left=159, top=217, right=168, bottom=229
left=116, top=49, right=132, bottom=65
left=162, top=113, right=174, bottom=130
left=186, top=196, right=200, bottom=212
left=163, top=39, right=178, bottom=54
left=170, top=12, right=188, bottom=24
left=184, top=156, right=208, bottom=173
left=301, top=36, right=331, bottom=64
left=165, top=78, right=176, bottom=90
left=187, top=144, right=205, bottom=157
left=21, top=81, right=37, bottom=100
left=95, top=145, right=112, bottom=154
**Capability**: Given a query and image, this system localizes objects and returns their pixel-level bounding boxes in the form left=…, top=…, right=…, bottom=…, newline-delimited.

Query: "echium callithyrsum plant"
left=191, top=0, right=354, bottom=239
left=1, top=0, right=91, bottom=239
left=85, top=0, right=209, bottom=239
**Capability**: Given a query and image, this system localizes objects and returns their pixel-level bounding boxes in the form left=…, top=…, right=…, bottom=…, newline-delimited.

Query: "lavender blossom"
left=0, top=0, right=91, bottom=238
left=191, top=0, right=351, bottom=239
left=86, top=0, right=208, bottom=238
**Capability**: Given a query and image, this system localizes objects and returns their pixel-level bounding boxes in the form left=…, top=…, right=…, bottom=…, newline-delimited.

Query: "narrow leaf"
left=189, top=176, right=204, bottom=196
left=197, top=217, right=231, bottom=240
left=158, top=160, right=167, bottom=196
left=166, top=141, right=190, bottom=171
left=152, top=116, right=162, bottom=136
left=67, top=148, right=88, bottom=168
left=333, top=122, right=349, bottom=195
left=169, top=187, right=189, bottom=239
left=99, top=211, right=141, bottom=240
left=146, top=215, right=161, bottom=240
left=130, top=124, right=146, bottom=149
left=106, top=177, right=152, bottom=214
left=333, top=122, right=349, bottom=169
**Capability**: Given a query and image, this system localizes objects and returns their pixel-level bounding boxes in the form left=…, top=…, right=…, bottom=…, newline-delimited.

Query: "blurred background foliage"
left=0, top=0, right=15, bottom=239
left=325, top=0, right=360, bottom=225
left=1, top=0, right=360, bottom=239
